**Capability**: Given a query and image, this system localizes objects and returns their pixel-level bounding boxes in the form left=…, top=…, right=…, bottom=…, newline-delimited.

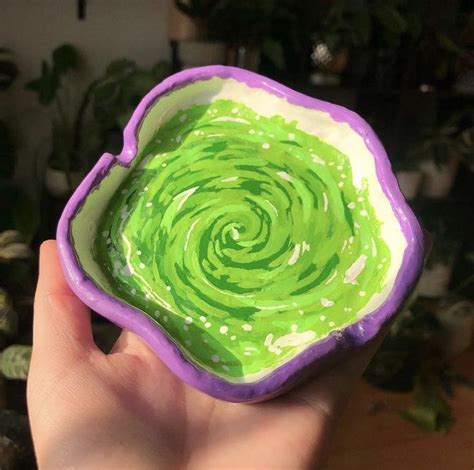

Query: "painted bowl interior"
left=62, top=68, right=423, bottom=401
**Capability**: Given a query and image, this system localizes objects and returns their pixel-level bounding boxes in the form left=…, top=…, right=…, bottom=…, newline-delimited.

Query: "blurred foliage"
left=365, top=304, right=473, bottom=432
left=26, top=44, right=171, bottom=175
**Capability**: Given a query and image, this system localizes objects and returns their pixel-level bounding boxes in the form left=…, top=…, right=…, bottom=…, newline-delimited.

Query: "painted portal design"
left=58, top=66, right=424, bottom=401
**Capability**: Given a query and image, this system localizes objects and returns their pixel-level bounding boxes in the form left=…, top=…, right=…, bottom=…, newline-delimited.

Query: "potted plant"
left=409, top=121, right=461, bottom=199
left=393, top=157, right=423, bottom=201
left=416, top=201, right=462, bottom=298
left=206, top=0, right=285, bottom=72
left=172, top=0, right=226, bottom=69
left=27, top=46, right=171, bottom=197
left=26, top=44, right=84, bottom=198
left=309, top=0, right=370, bottom=85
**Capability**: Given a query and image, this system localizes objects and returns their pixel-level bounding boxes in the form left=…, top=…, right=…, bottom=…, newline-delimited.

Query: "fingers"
left=290, top=327, right=388, bottom=418
left=110, top=329, right=157, bottom=359
left=33, top=240, right=95, bottom=361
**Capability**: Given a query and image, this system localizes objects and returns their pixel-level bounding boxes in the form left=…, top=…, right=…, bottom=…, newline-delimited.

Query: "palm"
left=28, top=241, right=378, bottom=469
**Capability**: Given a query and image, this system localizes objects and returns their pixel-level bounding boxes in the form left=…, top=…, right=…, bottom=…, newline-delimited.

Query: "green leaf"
left=52, top=44, right=79, bottom=75
left=373, top=4, right=408, bottom=36
left=92, top=81, right=119, bottom=102
left=25, top=61, right=59, bottom=106
left=105, top=58, right=137, bottom=77
left=400, top=405, right=438, bottom=431
left=261, top=38, right=286, bottom=70
left=437, top=33, right=463, bottom=55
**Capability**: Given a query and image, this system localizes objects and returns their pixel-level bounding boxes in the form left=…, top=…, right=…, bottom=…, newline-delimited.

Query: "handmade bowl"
left=57, top=66, right=424, bottom=402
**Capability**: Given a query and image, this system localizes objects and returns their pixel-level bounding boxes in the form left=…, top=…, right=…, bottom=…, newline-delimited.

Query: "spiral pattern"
left=95, top=99, right=391, bottom=381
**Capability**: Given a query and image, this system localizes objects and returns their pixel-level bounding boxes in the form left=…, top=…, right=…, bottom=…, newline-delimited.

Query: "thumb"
left=32, top=240, right=95, bottom=363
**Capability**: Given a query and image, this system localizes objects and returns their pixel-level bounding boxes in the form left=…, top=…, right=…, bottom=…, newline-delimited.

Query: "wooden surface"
left=327, top=347, right=474, bottom=470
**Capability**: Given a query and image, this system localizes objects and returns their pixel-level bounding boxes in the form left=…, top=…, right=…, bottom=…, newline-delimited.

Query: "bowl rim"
left=57, top=65, right=425, bottom=402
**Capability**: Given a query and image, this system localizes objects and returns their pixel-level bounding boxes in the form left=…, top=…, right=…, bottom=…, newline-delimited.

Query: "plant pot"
left=395, top=170, right=423, bottom=200
left=45, top=166, right=82, bottom=199
left=420, top=154, right=460, bottom=199
left=179, top=41, right=226, bottom=69
left=435, top=300, right=473, bottom=357
left=417, top=261, right=454, bottom=298
left=226, top=44, right=261, bottom=71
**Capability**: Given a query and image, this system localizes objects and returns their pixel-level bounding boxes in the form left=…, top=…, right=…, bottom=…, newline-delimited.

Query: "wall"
left=0, top=0, right=170, bottom=194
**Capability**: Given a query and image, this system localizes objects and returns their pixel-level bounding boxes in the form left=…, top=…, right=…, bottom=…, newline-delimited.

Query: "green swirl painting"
left=96, top=99, right=391, bottom=381
left=58, top=67, right=424, bottom=401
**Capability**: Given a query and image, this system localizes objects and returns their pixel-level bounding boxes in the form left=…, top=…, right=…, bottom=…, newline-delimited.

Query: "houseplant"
left=416, top=200, right=462, bottom=298
left=172, top=0, right=226, bottom=69
left=206, top=0, right=285, bottom=71
left=393, top=156, right=423, bottom=200
left=409, top=121, right=461, bottom=199
left=26, top=44, right=83, bottom=198
left=27, top=45, right=171, bottom=197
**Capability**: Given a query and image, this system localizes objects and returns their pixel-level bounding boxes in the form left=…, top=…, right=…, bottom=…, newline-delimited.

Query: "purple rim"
left=57, top=66, right=424, bottom=402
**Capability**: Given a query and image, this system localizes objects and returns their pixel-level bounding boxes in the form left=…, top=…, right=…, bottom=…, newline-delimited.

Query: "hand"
left=28, top=240, right=381, bottom=469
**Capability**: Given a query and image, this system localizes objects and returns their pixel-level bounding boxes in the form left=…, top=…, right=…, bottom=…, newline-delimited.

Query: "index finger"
left=33, top=240, right=95, bottom=360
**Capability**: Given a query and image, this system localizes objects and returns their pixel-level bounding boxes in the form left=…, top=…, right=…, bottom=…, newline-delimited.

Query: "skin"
left=28, top=240, right=384, bottom=469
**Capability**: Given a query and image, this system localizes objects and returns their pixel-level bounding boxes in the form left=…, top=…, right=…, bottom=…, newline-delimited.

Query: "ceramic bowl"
left=57, top=66, right=424, bottom=402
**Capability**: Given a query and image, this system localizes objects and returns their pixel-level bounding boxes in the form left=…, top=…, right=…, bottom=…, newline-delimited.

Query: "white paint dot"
left=203, top=338, right=208, bottom=344
left=205, top=322, right=212, bottom=328
left=222, top=365, right=230, bottom=371
left=255, top=115, right=261, bottom=120
left=262, top=143, right=270, bottom=149
left=200, top=316, right=206, bottom=322
left=102, top=231, right=108, bottom=237
left=183, top=325, right=189, bottom=331
left=244, top=352, right=252, bottom=356
left=288, top=132, right=295, bottom=140
left=329, top=321, right=335, bottom=327
left=321, top=298, right=334, bottom=307
left=377, top=264, right=383, bottom=269
left=185, top=316, right=193, bottom=325
left=154, top=310, right=160, bottom=317
left=166, top=285, right=172, bottom=291
left=137, top=250, right=142, bottom=255
left=231, top=107, right=238, bottom=114
left=359, top=291, right=366, bottom=297
left=131, top=289, right=136, bottom=295
left=338, top=182, right=344, bottom=188
left=219, top=325, right=228, bottom=334
left=320, top=315, right=326, bottom=321
left=358, top=197, right=364, bottom=202
left=194, top=130, right=200, bottom=135
left=144, top=186, right=149, bottom=191
left=230, top=335, right=237, bottom=341
left=291, top=324, right=298, bottom=332
left=185, top=340, right=192, bottom=346
left=211, top=354, right=220, bottom=363
left=163, top=316, right=168, bottom=322
left=249, top=129, right=255, bottom=134
left=360, top=210, right=368, bottom=217
left=179, top=114, right=187, bottom=122
left=139, top=262, right=145, bottom=269
left=337, top=165, right=343, bottom=170
left=348, top=202, right=356, bottom=209
left=162, top=163, right=167, bottom=167
left=299, top=309, right=304, bottom=315
left=242, top=324, right=252, bottom=332
left=146, top=202, right=152, bottom=208
left=341, top=174, right=347, bottom=179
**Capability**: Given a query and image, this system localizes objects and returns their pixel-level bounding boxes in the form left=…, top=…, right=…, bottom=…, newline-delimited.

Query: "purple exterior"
left=57, top=66, right=424, bottom=402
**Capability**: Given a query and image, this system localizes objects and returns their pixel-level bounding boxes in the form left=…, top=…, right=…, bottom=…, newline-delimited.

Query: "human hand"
left=28, top=240, right=382, bottom=469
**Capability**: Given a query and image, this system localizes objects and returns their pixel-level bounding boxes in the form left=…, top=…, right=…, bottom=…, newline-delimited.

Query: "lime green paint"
left=95, top=99, right=391, bottom=382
